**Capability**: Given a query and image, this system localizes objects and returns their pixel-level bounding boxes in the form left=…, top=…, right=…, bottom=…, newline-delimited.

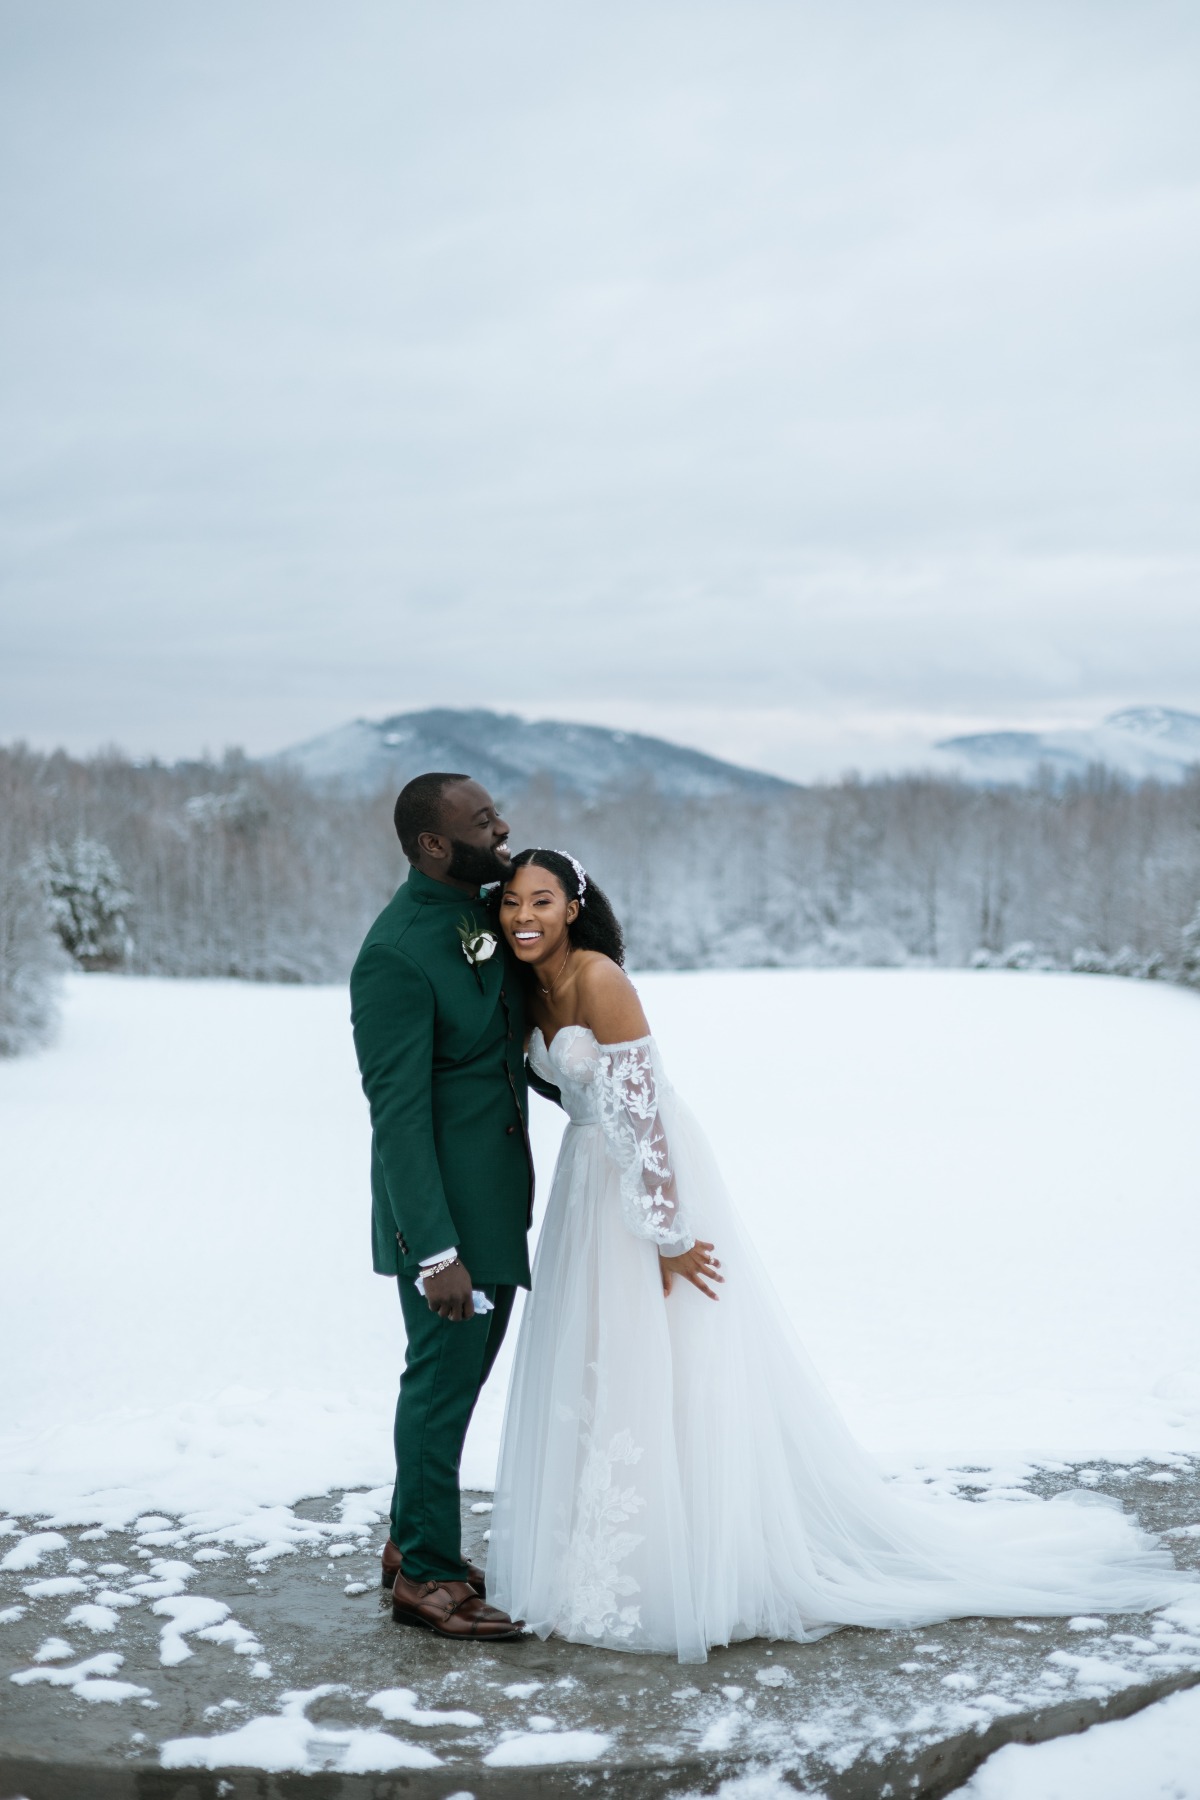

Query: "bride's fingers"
left=685, top=1269, right=719, bottom=1300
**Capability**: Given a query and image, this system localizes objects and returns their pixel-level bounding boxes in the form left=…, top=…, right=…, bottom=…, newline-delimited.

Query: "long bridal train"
left=487, top=1026, right=1190, bottom=1665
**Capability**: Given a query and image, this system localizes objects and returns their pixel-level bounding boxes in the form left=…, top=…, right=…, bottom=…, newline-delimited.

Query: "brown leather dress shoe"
left=381, top=1538, right=486, bottom=1599
left=389, top=1572, right=524, bottom=1641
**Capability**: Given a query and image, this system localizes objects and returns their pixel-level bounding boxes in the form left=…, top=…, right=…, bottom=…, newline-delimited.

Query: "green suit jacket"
left=350, top=866, right=556, bottom=1287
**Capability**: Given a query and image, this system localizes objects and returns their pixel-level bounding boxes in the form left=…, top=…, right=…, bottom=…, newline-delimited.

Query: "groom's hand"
left=424, top=1259, right=476, bottom=1321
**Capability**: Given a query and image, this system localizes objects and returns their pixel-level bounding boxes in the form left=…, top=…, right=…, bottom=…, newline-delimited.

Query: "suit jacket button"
left=505, top=1124, right=516, bottom=1135
left=501, top=988, right=506, bottom=999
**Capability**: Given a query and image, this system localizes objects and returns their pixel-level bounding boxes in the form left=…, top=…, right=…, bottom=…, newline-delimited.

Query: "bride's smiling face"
left=499, top=863, right=579, bottom=971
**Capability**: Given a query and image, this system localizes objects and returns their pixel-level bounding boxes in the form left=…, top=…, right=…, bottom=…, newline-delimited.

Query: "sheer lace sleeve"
left=595, top=1037, right=694, bottom=1253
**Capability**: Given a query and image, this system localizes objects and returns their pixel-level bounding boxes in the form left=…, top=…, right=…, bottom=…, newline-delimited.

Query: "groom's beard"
left=445, top=836, right=511, bottom=888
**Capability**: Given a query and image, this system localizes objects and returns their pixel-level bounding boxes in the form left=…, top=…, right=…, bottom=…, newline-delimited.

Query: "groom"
left=350, top=772, right=556, bottom=1641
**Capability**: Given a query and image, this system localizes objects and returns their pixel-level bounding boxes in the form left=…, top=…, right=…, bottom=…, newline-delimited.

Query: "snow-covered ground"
left=2, top=968, right=1199, bottom=1539
left=949, top=1681, right=1200, bottom=1799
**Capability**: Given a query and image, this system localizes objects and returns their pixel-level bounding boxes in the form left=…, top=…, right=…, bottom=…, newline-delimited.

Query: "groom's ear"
left=417, top=829, right=451, bottom=864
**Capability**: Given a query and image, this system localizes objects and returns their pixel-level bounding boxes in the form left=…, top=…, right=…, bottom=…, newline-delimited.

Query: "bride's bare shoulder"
left=573, top=951, right=631, bottom=996
left=574, top=954, right=650, bottom=1043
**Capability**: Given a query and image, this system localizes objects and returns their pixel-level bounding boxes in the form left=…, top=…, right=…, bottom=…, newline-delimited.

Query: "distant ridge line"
left=269, top=705, right=798, bottom=801
left=934, top=705, right=1200, bottom=787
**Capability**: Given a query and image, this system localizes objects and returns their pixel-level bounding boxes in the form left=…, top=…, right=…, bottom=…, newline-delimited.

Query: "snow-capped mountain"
left=934, top=707, right=1200, bottom=786
left=270, top=707, right=796, bottom=800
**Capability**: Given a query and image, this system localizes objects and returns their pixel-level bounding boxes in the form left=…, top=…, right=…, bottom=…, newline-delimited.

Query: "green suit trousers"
left=392, top=1277, right=516, bottom=1583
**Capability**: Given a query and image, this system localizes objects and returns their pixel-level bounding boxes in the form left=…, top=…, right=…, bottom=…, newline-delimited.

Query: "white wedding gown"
left=487, top=1026, right=1189, bottom=1663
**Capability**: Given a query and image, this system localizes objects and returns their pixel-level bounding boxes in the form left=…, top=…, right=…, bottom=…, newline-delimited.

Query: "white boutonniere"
left=457, top=917, right=497, bottom=989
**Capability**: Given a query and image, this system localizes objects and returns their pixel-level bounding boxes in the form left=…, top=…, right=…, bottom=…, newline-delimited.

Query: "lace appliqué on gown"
left=595, top=1039, right=694, bottom=1252
left=556, top=1401, right=647, bottom=1642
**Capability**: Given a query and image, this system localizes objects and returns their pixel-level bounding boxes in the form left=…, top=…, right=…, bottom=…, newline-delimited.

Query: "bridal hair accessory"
left=540, top=848, right=588, bottom=906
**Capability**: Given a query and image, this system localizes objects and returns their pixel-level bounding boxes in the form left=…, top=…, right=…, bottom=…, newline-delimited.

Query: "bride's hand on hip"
left=660, top=1240, right=723, bottom=1301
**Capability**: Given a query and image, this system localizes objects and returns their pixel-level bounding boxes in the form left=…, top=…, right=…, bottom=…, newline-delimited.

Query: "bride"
left=486, top=848, right=1190, bottom=1664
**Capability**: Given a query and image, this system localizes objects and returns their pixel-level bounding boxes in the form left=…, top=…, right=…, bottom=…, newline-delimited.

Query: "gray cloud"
left=2, top=0, right=1198, bottom=777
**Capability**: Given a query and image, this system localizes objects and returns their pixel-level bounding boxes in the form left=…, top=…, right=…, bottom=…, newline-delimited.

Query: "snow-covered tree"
left=40, top=837, right=133, bottom=970
left=1181, top=904, right=1200, bottom=989
left=0, top=850, right=63, bottom=1056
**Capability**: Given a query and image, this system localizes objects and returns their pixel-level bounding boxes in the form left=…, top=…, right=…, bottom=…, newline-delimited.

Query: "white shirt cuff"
left=418, top=1246, right=457, bottom=1268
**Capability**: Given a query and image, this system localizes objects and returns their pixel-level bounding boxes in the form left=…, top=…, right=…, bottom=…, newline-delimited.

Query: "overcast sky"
left=2, top=0, right=1198, bottom=779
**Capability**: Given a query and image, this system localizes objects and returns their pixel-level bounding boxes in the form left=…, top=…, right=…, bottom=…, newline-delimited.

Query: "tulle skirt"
left=488, top=1089, right=1190, bottom=1663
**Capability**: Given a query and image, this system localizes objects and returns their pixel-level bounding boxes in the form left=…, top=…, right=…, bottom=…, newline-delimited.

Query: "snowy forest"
left=2, top=740, right=1199, bottom=1053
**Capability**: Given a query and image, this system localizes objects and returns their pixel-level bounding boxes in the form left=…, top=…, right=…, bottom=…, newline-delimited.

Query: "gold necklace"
left=537, top=942, right=573, bottom=998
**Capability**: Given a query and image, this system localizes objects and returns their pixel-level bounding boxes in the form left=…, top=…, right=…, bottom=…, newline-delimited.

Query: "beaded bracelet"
left=422, top=1250, right=460, bottom=1281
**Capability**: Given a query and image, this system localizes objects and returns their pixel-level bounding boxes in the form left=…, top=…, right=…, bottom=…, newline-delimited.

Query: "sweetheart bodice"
left=528, top=1024, right=604, bottom=1123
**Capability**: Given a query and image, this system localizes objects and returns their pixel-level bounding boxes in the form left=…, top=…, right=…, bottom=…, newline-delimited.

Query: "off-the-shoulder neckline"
left=531, top=1024, right=653, bottom=1055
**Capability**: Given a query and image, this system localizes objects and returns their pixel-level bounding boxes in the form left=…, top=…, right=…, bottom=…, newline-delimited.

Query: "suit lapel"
left=450, top=903, right=505, bottom=1041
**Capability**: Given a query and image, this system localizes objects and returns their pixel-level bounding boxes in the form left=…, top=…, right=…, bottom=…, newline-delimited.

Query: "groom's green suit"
left=350, top=865, right=557, bottom=1584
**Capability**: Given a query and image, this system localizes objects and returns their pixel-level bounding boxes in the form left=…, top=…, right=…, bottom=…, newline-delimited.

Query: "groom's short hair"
left=394, top=772, right=470, bottom=861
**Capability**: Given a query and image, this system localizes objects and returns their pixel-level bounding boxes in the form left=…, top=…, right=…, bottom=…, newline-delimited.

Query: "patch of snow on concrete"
left=1045, top=1649, right=1142, bottom=1692
left=11, top=1650, right=151, bottom=1704
left=92, top=1588, right=139, bottom=1609
left=699, top=1712, right=745, bottom=1751
left=151, top=1595, right=233, bottom=1665
left=484, top=1729, right=611, bottom=1766
left=1, top=1532, right=68, bottom=1571
left=160, top=1685, right=441, bottom=1773
left=126, top=1558, right=196, bottom=1600
left=65, top=1603, right=121, bottom=1632
left=195, top=1618, right=263, bottom=1655
left=367, top=1686, right=483, bottom=1728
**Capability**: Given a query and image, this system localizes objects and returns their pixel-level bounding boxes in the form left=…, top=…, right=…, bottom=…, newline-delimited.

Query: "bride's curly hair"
left=499, top=848, right=625, bottom=967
